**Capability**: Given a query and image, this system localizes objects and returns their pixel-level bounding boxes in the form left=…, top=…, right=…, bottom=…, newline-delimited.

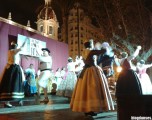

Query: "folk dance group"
left=0, top=38, right=152, bottom=117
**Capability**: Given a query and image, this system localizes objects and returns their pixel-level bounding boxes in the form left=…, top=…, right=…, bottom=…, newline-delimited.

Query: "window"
left=81, top=27, right=83, bottom=30
left=70, top=27, right=73, bottom=31
left=71, top=34, right=73, bottom=37
left=40, top=25, right=43, bottom=32
left=71, top=40, right=73, bottom=44
left=48, top=26, right=53, bottom=35
left=75, top=27, right=78, bottom=30
left=75, top=33, right=78, bottom=37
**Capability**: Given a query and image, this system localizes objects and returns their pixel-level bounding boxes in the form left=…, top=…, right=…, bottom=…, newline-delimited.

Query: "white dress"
left=137, top=66, right=152, bottom=95
left=56, top=62, right=77, bottom=97
left=61, top=70, right=66, bottom=80
left=55, top=71, right=62, bottom=90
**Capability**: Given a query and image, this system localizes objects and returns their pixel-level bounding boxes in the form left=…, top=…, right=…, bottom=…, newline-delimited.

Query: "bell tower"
left=37, top=0, right=59, bottom=40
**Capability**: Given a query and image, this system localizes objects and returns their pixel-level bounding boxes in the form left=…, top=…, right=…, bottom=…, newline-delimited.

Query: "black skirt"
left=116, top=69, right=142, bottom=97
left=0, top=64, right=24, bottom=101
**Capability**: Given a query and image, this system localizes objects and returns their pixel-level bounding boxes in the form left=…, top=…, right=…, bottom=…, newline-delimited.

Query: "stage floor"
left=0, top=95, right=117, bottom=120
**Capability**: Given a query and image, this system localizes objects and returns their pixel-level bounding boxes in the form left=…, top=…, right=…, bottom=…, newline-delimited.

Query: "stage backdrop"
left=0, top=20, right=68, bottom=75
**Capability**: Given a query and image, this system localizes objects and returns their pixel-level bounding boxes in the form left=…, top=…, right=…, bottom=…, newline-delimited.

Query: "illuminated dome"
left=38, top=5, right=57, bottom=21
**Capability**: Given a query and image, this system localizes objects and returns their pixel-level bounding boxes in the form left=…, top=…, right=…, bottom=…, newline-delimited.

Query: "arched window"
left=40, top=25, right=43, bottom=32
left=48, top=26, right=53, bottom=35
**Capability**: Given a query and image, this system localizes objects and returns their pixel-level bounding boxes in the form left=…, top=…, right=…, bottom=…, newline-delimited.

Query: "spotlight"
left=117, top=66, right=122, bottom=73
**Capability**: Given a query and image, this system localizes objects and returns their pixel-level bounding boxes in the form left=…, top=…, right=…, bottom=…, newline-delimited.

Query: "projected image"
left=17, top=34, right=46, bottom=57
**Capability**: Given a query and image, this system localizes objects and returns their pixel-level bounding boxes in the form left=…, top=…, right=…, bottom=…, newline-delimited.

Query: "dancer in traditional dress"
left=97, top=42, right=115, bottom=77
left=56, top=57, right=77, bottom=98
left=136, top=60, right=152, bottom=95
left=0, top=39, right=27, bottom=107
left=115, top=46, right=142, bottom=97
left=35, top=47, right=52, bottom=103
left=54, top=67, right=66, bottom=94
left=70, top=40, right=115, bottom=116
left=115, top=47, right=143, bottom=120
left=61, top=67, right=66, bottom=80
left=55, top=68, right=62, bottom=90
left=48, top=69, right=55, bottom=94
left=24, top=64, right=37, bottom=96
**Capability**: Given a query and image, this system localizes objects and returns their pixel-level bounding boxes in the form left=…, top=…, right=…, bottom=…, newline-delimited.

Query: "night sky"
left=0, top=0, right=46, bottom=29
left=0, top=0, right=152, bottom=30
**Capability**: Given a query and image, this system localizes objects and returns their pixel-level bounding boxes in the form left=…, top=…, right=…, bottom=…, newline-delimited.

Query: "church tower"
left=37, top=0, right=59, bottom=40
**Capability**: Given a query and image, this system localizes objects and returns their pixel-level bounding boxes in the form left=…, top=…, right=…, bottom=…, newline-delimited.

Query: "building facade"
left=59, top=3, right=104, bottom=59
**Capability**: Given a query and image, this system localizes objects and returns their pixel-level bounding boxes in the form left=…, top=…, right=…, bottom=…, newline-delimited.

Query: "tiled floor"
left=0, top=95, right=117, bottom=120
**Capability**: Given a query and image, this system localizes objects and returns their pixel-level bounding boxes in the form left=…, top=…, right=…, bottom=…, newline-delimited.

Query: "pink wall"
left=0, top=21, right=68, bottom=74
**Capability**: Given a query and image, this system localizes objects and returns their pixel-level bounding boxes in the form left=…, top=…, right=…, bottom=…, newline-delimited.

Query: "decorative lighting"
left=116, top=66, right=122, bottom=73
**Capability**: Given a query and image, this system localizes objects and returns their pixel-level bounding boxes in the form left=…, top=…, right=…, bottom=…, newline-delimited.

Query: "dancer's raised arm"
left=144, top=63, right=152, bottom=69
left=127, top=46, right=141, bottom=61
left=14, top=37, right=28, bottom=53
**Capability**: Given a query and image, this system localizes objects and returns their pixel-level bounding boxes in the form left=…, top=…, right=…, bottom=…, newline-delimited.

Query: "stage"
left=0, top=95, right=117, bottom=120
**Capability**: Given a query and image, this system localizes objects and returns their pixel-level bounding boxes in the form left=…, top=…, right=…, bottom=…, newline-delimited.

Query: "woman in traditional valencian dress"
left=56, top=57, right=77, bottom=98
left=136, top=60, right=152, bottom=95
left=115, top=46, right=143, bottom=97
left=55, top=68, right=62, bottom=90
left=0, top=40, right=27, bottom=107
left=115, top=46, right=143, bottom=120
left=60, top=67, right=66, bottom=80
left=70, top=40, right=115, bottom=116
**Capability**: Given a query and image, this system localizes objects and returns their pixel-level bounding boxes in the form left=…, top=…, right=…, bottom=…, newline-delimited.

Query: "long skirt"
left=56, top=71, right=77, bottom=98
left=0, top=64, right=24, bottom=101
left=116, top=70, right=143, bottom=120
left=70, top=66, right=114, bottom=112
left=116, top=69, right=142, bottom=96
left=138, top=73, right=152, bottom=95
